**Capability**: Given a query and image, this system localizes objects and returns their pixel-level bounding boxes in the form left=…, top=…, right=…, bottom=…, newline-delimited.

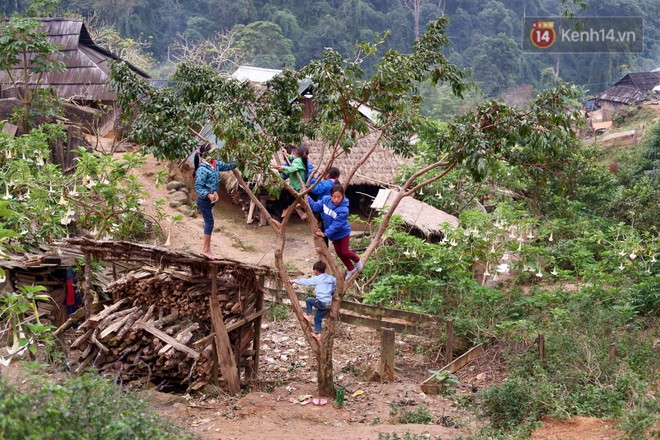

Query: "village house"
left=595, top=70, right=660, bottom=120
left=0, top=17, right=150, bottom=137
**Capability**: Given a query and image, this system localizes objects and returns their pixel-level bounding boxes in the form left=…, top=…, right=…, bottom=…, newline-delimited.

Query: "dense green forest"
left=2, top=0, right=659, bottom=104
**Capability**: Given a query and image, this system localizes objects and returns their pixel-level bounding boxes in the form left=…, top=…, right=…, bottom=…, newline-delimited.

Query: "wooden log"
left=99, top=307, right=139, bottom=339
left=71, top=328, right=94, bottom=350
left=133, top=321, right=200, bottom=360
left=116, top=309, right=145, bottom=340
left=78, top=341, right=94, bottom=360
left=54, top=308, right=87, bottom=337
left=90, top=329, right=109, bottom=354
left=79, top=299, right=127, bottom=329
left=151, top=312, right=179, bottom=328
left=250, top=280, right=264, bottom=379
left=158, top=323, right=199, bottom=356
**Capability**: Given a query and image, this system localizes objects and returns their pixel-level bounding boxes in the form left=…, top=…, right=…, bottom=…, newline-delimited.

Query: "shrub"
left=0, top=371, right=191, bottom=440
left=480, top=376, right=554, bottom=430
left=627, top=276, right=660, bottom=317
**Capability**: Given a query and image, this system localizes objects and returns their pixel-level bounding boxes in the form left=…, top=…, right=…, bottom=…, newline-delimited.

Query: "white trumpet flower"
left=496, top=263, right=510, bottom=274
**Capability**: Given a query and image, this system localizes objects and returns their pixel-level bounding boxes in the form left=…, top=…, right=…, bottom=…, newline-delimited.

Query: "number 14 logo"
left=530, top=21, right=556, bottom=49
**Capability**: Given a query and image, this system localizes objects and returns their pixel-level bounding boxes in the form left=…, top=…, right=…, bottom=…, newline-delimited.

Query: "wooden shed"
left=0, top=238, right=276, bottom=395
left=64, top=238, right=277, bottom=394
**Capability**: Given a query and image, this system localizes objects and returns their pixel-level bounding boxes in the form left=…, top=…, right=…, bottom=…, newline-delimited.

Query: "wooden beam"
left=420, top=343, right=486, bottom=394
left=264, top=287, right=441, bottom=324
left=134, top=321, right=200, bottom=360
left=209, top=295, right=241, bottom=395
left=439, top=343, right=485, bottom=374
left=337, top=312, right=426, bottom=336
left=209, top=266, right=241, bottom=395
left=192, top=308, right=267, bottom=348
left=251, top=276, right=265, bottom=379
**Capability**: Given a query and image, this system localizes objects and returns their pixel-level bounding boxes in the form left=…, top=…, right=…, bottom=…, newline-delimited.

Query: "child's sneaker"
left=356, top=259, right=363, bottom=271
left=345, top=268, right=357, bottom=280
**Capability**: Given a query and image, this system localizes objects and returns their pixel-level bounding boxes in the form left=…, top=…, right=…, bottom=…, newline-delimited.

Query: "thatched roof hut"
left=0, top=18, right=150, bottom=103
left=372, top=188, right=458, bottom=241
left=306, top=131, right=412, bottom=189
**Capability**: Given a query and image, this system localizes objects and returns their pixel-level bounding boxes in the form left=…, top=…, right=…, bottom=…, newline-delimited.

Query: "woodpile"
left=73, top=265, right=263, bottom=391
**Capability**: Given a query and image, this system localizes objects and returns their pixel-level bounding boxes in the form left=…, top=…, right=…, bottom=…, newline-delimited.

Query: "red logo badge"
left=530, top=21, right=556, bottom=49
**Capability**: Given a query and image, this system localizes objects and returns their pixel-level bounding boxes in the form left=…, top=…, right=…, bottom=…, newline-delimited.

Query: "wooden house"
left=596, top=71, right=660, bottom=120
left=0, top=18, right=150, bottom=135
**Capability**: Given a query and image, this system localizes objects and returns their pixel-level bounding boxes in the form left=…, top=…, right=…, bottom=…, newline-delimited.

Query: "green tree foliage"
left=233, top=21, right=296, bottom=68
left=0, top=17, right=66, bottom=132
left=468, top=33, right=521, bottom=97
left=3, top=0, right=658, bottom=100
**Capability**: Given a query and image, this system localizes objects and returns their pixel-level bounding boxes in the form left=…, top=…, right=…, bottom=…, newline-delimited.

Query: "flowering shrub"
left=0, top=125, right=161, bottom=247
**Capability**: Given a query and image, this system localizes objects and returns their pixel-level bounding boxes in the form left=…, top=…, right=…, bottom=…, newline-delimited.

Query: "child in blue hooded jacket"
left=308, top=184, right=363, bottom=280
left=194, top=144, right=236, bottom=259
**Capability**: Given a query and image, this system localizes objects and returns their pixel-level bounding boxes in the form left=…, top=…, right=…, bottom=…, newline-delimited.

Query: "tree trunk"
left=316, top=341, right=335, bottom=399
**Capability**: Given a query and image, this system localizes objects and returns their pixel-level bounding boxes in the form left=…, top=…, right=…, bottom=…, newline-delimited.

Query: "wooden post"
left=380, top=327, right=395, bottom=382
left=445, top=318, right=454, bottom=364
left=275, top=277, right=283, bottom=303
left=83, top=252, right=92, bottom=319
left=538, top=333, right=545, bottom=361
left=250, top=274, right=265, bottom=379
left=608, top=341, right=617, bottom=362
left=208, top=265, right=241, bottom=395
left=212, top=342, right=219, bottom=386
left=247, top=200, right=256, bottom=224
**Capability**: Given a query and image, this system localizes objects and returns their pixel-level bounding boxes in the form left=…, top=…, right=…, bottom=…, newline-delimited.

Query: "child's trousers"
left=306, top=297, right=331, bottom=333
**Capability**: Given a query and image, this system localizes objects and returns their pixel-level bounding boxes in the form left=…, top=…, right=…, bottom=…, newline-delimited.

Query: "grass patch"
left=266, top=301, right=290, bottom=322
left=397, top=406, right=433, bottom=424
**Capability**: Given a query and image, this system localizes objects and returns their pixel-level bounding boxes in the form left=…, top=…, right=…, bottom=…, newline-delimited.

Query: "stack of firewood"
left=72, top=266, right=253, bottom=390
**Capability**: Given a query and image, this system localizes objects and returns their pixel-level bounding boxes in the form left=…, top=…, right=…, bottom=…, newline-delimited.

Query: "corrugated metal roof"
left=0, top=17, right=149, bottom=102
left=232, top=66, right=282, bottom=83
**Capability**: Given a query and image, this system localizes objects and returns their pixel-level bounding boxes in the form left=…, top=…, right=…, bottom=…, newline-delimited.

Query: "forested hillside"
left=2, top=0, right=659, bottom=102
